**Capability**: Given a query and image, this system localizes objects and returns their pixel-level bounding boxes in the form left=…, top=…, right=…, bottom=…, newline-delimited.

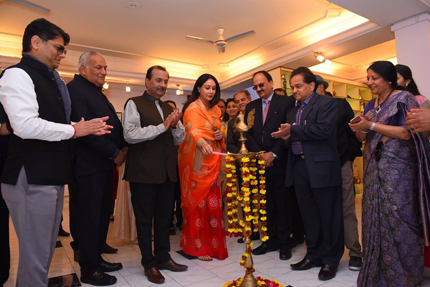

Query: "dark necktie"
left=291, top=102, right=306, bottom=155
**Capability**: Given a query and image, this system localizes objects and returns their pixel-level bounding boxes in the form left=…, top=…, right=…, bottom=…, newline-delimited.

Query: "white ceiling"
left=0, top=0, right=428, bottom=91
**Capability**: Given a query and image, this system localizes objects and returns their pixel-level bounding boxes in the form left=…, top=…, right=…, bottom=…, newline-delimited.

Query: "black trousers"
left=68, top=182, right=79, bottom=251
left=76, top=170, right=113, bottom=275
left=293, top=156, right=344, bottom=266
left=265, top=167, right=293, bottom=248
left=0, top=186, right=9, bottom=285
left=290, top=186, right=305, bottom=242
left=130, top=179, right=174, bottom=269
left=170, top=171, right=183, bottom=228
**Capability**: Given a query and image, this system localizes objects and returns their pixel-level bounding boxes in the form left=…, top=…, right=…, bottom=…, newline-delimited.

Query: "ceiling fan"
left=1, top=0, right=51, bottom=14
left=186, top=26, right=255, bottom=53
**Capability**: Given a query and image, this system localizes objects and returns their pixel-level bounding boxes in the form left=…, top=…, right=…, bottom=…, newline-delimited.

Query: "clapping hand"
left=271, top=123, right=292, bottom=140
left=74, top=116, right=113, bottom=138
left=170, top=108, right=183, bottom=128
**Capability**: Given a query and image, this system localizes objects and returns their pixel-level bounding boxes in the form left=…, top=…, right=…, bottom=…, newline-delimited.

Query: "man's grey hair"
left=234, top=90, right=251, bottom=100
left=78, top=50, right=104, bottom=70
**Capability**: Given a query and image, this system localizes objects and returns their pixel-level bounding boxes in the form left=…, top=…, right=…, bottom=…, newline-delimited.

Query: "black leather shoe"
left=252, top=242, right=277, bottom=255
left=157, top=259, right=188, bottom=272
left=81, top=271, right=117, bottom=286
left=144, top=267, right=165, bottom=284
left=99, top=259, right=123, bottom=272
left=318, top=264, right=338, bottom=280
left=279, top=247, right=292, bottom=260
left=291, top=258, right=321, bottom=270
left=58, top=226, right=70, bottom=237
left=103, top=244, right=118, bottom=254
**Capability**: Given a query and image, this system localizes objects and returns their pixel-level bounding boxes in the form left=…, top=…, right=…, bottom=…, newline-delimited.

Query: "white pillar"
left=391, top=13, right=430, bottom=98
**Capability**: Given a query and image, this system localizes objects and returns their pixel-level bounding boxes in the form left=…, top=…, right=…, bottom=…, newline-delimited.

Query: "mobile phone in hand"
left=350, top=115, right=361, bottom=124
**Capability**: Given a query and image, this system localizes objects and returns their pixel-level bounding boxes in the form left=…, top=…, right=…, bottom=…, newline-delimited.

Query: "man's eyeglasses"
left=374, top=141, right=383, bottom=161
left=252, top=83, right=265, bottom=90
left=39, top=36, right=67, bottom=55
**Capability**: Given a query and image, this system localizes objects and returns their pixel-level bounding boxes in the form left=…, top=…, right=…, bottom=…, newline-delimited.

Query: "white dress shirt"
left=0, top=68, right=74, bottom=141
left=123, top=99, right=185, bottom=145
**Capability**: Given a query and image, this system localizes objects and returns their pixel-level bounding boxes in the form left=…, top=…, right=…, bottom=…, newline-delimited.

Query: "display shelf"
left=333, top=82, right=347, bottom=98
left=347, top=85, right=360, bottom=99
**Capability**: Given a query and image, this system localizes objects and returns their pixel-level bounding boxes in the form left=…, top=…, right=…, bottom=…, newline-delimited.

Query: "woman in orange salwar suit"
left=178, top=74, right=228, bottom=261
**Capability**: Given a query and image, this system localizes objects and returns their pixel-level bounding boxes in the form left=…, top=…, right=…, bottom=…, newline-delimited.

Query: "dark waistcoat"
left=0, top=56, right=73, bottom=185
left=124, top=93, right=177, bottom=184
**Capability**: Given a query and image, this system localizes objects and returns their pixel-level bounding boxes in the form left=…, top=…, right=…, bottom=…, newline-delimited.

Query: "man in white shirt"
left=123, top=66, right=187, bottom=284
left=0, top=18, right=111, bottom=287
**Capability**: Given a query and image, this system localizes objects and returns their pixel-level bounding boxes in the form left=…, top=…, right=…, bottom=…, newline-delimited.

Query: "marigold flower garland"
left=225, top=155, right=241, bottom=235
left=257, top=159, right=268, bottom=242
left=224, top=154, right=279, bottom=287
left=225, top=154, right=269, bottom=270
left=223, top=276, right=283, bottom=287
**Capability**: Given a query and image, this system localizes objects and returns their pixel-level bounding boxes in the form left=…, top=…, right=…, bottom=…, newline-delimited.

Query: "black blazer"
left=68, top=74, right=125, bottom=176
left=226, top=116, right=242, bottom=153
left=334, top=98, right=362, bottom=165
left=285, top=93, right=342, bottom=188
left=245, top=93, right=295, bottom=174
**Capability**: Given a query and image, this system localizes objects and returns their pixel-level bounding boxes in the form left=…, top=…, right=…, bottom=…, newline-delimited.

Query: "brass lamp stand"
left=229, top=112, right=261, bottom=287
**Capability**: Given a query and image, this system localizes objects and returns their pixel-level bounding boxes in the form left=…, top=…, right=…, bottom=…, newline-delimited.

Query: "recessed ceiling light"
left=126, top=2, right=140, bottom=9
left=325, top=9, right=342, bottom=18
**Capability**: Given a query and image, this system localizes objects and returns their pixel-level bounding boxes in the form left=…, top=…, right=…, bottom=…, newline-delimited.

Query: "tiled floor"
left=4, top=193, right=430, bottom=287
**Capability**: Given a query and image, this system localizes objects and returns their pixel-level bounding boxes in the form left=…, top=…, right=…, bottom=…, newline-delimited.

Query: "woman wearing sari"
left=178, top=74, right=228, bottom=261
left=349, top=61, right=425, bottom=286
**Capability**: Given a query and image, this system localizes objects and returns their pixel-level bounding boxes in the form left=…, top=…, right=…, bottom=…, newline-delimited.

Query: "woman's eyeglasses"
left=374, top=141, right=383, bottom=161
left=39, top=36, right=67, bottom=55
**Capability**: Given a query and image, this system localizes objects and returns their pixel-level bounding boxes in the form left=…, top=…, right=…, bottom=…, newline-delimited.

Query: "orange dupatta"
left=178, top=98, right=223, bottom=215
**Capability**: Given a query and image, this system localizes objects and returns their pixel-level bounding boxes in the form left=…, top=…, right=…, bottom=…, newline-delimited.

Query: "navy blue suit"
left=285, top=93, right=344, bottom=266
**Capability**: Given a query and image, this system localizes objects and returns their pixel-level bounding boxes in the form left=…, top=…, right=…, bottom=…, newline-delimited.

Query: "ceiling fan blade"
left=185, top=35, right=214, bottom=44
left=5, top=0, right=51, bottom=13
left=218, top=46, right=225, bottom=53
left=225, top=30, right=255, bottom=43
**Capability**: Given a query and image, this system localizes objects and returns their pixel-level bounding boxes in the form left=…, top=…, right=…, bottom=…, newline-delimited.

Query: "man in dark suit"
left=272, top=67, right=344, bottom=281
left=245, top=71, right=295, bottom=260
left=123, top=66, right=187, bottom=284
left=68, top=51, right=127, bottom=286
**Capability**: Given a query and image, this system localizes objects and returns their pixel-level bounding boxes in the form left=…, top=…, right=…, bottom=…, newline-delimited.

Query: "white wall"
left=102, top=83, right=189, bottom=113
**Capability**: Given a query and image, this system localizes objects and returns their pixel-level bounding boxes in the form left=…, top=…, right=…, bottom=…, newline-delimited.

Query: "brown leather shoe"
left=157, top=259, right=188, bottom=272
left=144, top=267, right=165, bottom=284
